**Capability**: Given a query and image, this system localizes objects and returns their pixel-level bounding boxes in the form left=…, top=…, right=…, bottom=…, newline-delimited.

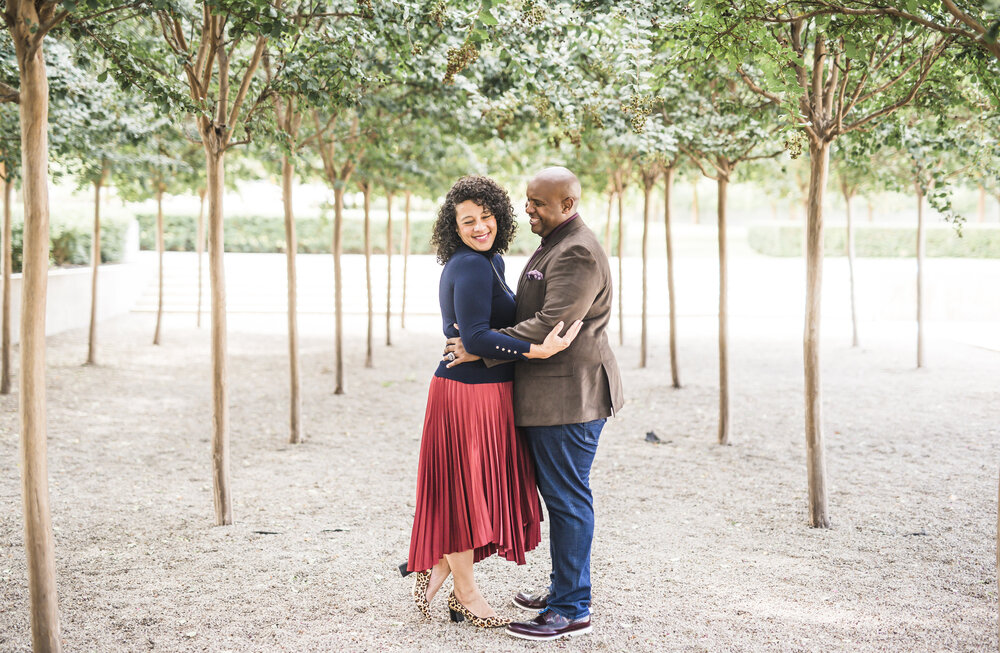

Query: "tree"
left=56, top=69, right=152, bottom=363
left=675, top=68, right=782, bottom=447
left=1, top=1, right=76, bottom=647
left=830, top=137, right=890, bottom=348
left=0, top=86, right=16, bottom=396
left=86, top=0, right=293, bottom=525
left=692, top=1, right=955, bottom=526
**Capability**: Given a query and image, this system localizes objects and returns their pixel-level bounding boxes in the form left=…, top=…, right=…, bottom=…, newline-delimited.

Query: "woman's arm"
left=452, top=256, right=533, bottom=360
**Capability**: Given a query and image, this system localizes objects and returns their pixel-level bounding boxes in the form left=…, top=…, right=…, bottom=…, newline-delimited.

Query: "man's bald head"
left=525, top=167, right=583, bottom=238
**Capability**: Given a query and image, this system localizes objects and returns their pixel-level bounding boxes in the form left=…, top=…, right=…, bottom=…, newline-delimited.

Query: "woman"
left=406, top=176, right=581, bottom=628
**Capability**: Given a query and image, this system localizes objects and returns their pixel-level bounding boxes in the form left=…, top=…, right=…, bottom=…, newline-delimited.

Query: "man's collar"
left=541, top=212, right=580, bottom=246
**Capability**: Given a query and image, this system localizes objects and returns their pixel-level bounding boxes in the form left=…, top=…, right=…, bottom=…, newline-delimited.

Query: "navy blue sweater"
left=434, top=247, right=532, bottom=384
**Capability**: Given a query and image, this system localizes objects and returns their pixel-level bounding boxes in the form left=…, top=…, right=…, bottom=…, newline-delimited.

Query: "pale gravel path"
left=1, top=311, right=997, bottom=652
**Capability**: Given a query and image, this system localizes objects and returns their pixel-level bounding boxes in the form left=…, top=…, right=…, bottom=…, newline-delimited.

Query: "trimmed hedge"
left=747, top=224, right=1000, bottom=258
left=8, top=219, right=130, bottom=273
left=135, top=213, right=541, bottom=256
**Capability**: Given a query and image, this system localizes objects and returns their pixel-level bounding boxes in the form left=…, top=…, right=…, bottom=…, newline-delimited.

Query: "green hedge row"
left=135, top=214, right=541, bottom=256
left=747, top=224, right=1000, bottom=258
left=7, top=220, right=130, bottom=274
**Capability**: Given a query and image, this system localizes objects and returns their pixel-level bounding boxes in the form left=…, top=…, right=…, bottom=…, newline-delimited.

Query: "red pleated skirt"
left=407, top=376, right=542, bottom=573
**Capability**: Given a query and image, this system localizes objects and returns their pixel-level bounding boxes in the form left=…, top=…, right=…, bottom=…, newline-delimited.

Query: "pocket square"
left=527, top=269, right=543, bottom=281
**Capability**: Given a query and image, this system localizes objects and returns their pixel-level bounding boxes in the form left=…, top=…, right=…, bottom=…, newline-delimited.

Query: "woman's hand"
left=525, top=320, right=584, bottom=359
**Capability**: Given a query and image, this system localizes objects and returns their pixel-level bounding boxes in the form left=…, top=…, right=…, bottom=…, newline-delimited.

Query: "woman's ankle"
left=452, top=585, right=480, bottom=605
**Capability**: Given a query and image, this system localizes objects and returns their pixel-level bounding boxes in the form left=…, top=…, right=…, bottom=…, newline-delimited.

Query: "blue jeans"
left=523, top=418, right=605, bottom=620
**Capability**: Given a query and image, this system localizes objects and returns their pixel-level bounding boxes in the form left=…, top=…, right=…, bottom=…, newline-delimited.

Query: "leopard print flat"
left=447, top=591, right=510, bottom=629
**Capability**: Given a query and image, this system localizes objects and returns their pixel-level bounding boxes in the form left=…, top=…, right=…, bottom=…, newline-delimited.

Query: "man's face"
left=525, top=179, right=567, bottom=238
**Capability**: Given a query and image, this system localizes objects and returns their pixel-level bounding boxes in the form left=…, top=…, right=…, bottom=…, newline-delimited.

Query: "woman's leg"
left=426, top=556, right=451, bottom=602
left=444, top=549, right=497, bottom=618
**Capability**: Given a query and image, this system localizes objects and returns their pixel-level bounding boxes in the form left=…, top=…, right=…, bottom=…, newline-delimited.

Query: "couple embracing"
left=403, top=167, right=624, bottom=641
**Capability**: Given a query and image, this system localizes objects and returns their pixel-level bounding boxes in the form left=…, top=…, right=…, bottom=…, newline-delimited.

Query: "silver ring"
left=446, top=352, right=456, bottom=362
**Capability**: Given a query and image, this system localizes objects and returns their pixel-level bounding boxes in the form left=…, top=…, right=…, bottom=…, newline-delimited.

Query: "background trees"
left=2, top=1, right=997, bottom=648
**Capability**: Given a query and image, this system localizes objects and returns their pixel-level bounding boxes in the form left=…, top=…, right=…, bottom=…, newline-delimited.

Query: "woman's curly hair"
left=431, top=175, right=517, bottom=264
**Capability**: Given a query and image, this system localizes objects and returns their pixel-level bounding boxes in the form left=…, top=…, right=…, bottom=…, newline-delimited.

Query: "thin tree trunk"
left=977, top=185, right=986, bottom=223
left=152, top=187, right=165, bottom=345
left=716, top=173, right=730, bottom=446
left=86, top=169, right=106, bottom=365
left=691, top=179, right=699, bottom=224
left=1, top=165, right=13, bottom=395
left=843, top=183, right=859, bottom=348
left=916, top=185, right=925, bottom=369
left=281, top=154, right=301, bottom=444
left=204, top=145, right=231, bottom=526
left=401, top=190, right=410, bottom=329
left=363, top=183, right=373, bottom=368
left=13, top=17, right=62, bottom=648
left=603, top=190, right=613, bottom=254
left=664, top=167, right=680, bottom=388
left=804, top=140, right=831, bottom=529
left=867, top=198, right=874, bottom=223
left=385, top=191, right=393, bottom=346
left=770, top=200, right=779, bottom=221
left=640, top=173, right=654, bottom=368
left=196, top=187, right=206, bottom=328
left=332, top=186, right=345, bottom=394
left=617, top=190, right=624, bottom=346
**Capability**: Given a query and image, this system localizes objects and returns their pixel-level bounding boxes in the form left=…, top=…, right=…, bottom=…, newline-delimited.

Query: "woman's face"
left=455, top=200, right=497, bottom=253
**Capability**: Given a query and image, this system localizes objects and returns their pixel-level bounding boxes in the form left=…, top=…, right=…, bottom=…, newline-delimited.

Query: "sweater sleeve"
left=452, top=255, right=533, bottom=360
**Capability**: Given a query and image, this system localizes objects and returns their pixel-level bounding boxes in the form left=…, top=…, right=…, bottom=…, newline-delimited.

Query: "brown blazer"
left=497, top=216, right=624, bottom=427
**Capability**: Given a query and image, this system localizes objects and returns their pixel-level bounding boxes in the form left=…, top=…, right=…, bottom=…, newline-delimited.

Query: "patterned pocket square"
left=526, top=269, right=543, bottom=281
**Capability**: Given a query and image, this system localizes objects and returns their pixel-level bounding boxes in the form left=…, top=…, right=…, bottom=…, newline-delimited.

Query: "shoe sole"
left=511, top=599, right=543, bottom=611
left=505, top=624, right=592, bottom=641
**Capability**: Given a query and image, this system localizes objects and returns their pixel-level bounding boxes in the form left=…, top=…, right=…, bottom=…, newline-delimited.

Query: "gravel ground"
left=0, top=311, right=997, bottom=652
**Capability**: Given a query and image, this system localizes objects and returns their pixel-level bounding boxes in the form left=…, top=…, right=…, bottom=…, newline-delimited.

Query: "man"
left=446, top=166, right=624, bottom=641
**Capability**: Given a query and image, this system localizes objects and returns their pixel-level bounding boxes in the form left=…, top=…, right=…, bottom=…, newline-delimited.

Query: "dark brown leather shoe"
left=512, top=589, right=549, bottom=611
left=505, top=610, right=592, bottom=641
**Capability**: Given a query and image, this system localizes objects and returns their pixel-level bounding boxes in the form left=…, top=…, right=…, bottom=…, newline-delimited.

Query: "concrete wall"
left=4, top=221, right=149, bottom=344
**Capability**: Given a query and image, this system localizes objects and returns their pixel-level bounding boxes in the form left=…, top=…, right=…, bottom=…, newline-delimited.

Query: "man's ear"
left=561, top=196, right=575, bottom=214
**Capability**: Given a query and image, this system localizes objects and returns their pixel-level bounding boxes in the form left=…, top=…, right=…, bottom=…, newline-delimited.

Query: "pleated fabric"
left=407, top=376, right=542, bottom=573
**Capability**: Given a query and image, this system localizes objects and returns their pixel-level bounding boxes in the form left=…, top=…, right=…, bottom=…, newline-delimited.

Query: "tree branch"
left=227, top=35, right=267, bottom=130
left=0, top=81, right=19, bottom=104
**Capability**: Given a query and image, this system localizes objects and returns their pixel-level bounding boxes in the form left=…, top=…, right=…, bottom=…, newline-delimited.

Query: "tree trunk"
left=664, top=167, right=680, bottom=388
left=843, top=183, right=859, bottom=348
left=617, top=190, right=624, bottom=346
left=977, top=185, right=986, bottom=223
left=281, top=155, right=301, bottom=444
left=867, top=198, right=874, bottom=223
left=916, top=185, right=925, bottom=369
left=2, top=165, right=13, bottom=395
left=603, top=190, right=613, bottom=254
left=691, top=178, right=699, bottom=224
left=13, top=18, right=63, bottom=649
left=86, top=169, right=106, bottom=365
left=363, top=183, right=373, bottom=368
left=196, top=187, right=206, bottom=328
left=204, top=145, right=231, bottom=525
left=640, top=174, right=653, bottom=368
left=401, top=190, right=410, bottom=329
left=332, top=186, right=345, bottom=394
left=804, top=140, right=831, bottom=529
left=152, top=188, right=165, bottom=345
left=716, top=173, right=731, bottom=446
left=385, top=191, right=393, bottom=346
